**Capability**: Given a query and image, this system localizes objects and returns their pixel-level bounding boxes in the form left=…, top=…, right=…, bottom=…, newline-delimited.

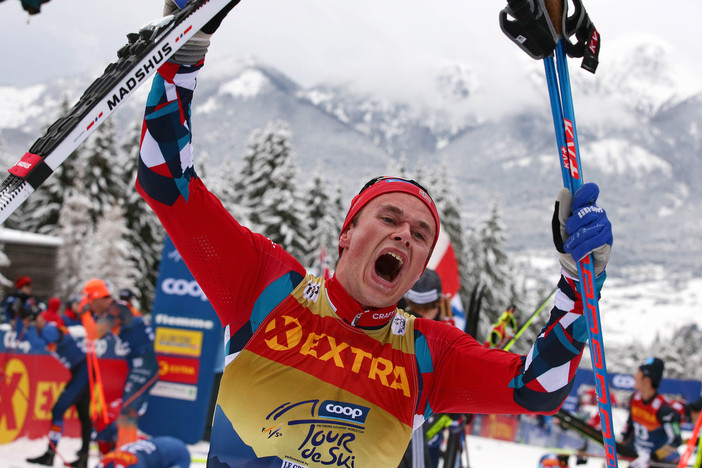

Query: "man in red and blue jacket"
left=134, top=2, right=614, bottom=466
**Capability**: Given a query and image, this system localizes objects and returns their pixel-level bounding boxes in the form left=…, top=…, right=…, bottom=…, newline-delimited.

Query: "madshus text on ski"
left=107, top=43, right=173, bottom=111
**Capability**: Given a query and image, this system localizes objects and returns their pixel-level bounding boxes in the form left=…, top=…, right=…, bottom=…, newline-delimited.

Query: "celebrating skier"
left=134, top=0, right=613, bottom=466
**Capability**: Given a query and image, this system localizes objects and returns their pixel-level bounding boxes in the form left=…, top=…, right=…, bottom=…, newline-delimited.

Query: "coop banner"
left=139, top=235, right=222, bottom=444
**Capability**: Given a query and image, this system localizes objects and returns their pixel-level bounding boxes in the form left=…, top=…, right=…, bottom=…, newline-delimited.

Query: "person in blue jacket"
left=78, top=279, right=159, bottom=448
left=24, top=297, right=92, bottom=468
left=96, top=436, right=191, bottom=468
left=1, top=275, right=39, bottom=325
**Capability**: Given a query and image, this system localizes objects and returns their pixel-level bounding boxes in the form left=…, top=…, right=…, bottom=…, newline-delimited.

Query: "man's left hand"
left=552, top=182, right=612, bottom=277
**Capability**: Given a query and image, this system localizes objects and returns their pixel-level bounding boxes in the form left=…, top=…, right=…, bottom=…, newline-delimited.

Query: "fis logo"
left=319, top=400, right=370, bottom=424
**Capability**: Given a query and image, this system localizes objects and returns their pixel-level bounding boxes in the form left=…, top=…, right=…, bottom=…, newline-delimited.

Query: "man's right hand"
left=165, top=0, right=240, bottom=65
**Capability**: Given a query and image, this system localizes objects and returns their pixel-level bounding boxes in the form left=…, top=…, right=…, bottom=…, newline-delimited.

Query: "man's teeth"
left=388, top=252, right=403, bottom=266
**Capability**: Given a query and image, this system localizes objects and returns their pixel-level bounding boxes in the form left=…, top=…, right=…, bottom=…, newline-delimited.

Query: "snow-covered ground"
left=598, top=274, right=702, bottom=347
left=0, top=433, right=642, bottom=468
left=0, top=436, right=208, bottom=468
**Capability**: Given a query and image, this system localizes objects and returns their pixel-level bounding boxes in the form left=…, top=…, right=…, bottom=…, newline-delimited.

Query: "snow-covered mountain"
left=0, top=34, right=700, bottom=281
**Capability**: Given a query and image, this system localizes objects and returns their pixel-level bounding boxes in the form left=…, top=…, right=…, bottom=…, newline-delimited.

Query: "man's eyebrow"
left=379, top=203, right=435, bottom=236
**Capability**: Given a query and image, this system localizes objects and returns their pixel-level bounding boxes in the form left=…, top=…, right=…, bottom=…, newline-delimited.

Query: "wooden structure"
left=0, top=227, right=63, bottom=300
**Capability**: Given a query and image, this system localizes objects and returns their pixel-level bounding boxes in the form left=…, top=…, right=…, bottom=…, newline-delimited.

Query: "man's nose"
left=392, top=223, right=411, bottom=246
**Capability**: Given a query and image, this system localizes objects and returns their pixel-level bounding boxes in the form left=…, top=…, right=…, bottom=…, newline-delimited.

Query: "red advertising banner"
left=156, top=355, right=200, bottom=385
left=0, top=353, right=126, bottom=444
left=477, top=413, right=520, bottom=441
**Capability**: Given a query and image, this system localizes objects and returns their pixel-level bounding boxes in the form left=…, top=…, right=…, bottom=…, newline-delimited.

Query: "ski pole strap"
left=499, top=0, right=558, bottom=60
left=562, top=0, right=600, bottom=73
left=7, top=152, right=53, bottom=189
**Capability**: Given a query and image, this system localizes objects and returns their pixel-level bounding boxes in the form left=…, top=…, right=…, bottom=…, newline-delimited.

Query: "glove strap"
left=499, top=0, right=558, bottom=60
left=562, top=0, right=600, bottom=73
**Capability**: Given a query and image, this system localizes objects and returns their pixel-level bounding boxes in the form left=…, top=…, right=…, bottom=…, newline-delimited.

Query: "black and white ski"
left=554, top=409, right=637, bottom=459
left=0, top=0, right=240, bottom=224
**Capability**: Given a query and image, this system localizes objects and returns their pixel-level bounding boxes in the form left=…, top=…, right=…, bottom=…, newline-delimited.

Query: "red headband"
left=339, top=178, right=441, bottom=258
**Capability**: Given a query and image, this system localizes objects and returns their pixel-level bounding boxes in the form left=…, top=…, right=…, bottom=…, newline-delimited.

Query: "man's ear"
left=338, top=227, right=352, bottom=250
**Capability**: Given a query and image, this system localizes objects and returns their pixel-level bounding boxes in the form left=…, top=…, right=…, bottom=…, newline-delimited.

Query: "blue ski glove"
left=552, top=182, right=612, bottom=277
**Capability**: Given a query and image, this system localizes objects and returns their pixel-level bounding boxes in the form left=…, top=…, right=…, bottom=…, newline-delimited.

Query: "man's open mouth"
left=375, top=252, right=404, bottom=282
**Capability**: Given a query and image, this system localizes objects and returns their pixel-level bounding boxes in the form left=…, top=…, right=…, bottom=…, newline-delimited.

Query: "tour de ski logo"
left=263, top=399, right=369, bottom=467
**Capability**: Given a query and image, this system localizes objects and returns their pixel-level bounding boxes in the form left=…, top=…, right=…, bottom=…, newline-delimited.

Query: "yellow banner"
left=154, top=327, right=203, bottom=357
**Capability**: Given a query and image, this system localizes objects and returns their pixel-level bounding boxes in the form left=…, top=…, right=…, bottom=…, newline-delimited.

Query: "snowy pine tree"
left=81, top=118, right=126, bottom=225
left=327, top=182, right=346, bottom=266
left=55, top=188, right=94, bottom=298
left=83, top=203, right=138, bottom=295
left=7, top=95, right=82, bottom=234
left=0, top=242, right=11, bottom=289
left=648, top=323, right=702, bottom=379
left=463, top=202, right=523, bottom=339
left=208, top=155, right=249, bottom=225
left=303, top=171, right=339, bottom=269
left=427, top=162, right=469, bottom=306
left=235, top=121, right=309, bottom=260
left=120, top=120, right=165, bottom=311
left=385, top=154, right=409, bottom=178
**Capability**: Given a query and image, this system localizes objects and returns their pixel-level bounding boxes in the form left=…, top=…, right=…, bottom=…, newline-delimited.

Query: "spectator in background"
left=399, top=269, right=467, bottom=468
left=537, top=453, right=569, bottom=467
left=484, top=305, right=518, bottom=349
left=2, top=275, right=39, bottom=324
left=24, top=298, right=92, bottom=468
left=686, top=397, right=702, bottom=425
left=78, top=279, right=159, bottom=448
left=62, top=296, right=83, bottom=327
left=95, top=436, right=191, bottom=468
left=620, top=357, right=682, bottom=468
left=119, top=288, right=143, bottom=317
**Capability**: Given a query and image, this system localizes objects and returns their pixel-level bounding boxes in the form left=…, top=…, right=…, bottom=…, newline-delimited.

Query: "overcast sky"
left=1, top=0, right=700, bottom=102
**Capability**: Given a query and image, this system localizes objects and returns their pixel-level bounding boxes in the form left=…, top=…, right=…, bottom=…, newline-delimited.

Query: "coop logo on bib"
left=319, top=400, right=369, bottom=424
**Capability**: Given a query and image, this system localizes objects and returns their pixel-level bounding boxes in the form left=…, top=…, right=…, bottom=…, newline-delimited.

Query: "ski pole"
left=542, top=1, right=617, bottom=466
left=502, top=288, right=556, bottom=352
left=85, top=339, right=109, bottom=424
left=678, top=410, right=702, bottom=468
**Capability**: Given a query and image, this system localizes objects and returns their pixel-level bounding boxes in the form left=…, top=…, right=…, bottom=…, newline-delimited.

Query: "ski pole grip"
left=545, top=0, right=564, bottom=35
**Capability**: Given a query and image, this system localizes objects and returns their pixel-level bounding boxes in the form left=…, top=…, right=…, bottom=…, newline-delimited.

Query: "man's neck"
left=640, top=387, right=657, bottom=401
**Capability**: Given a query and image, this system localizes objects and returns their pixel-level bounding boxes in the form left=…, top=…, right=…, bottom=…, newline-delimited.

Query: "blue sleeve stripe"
left=554, top=324, right=581, bottom=355
left=250, top=272, right=304, bottom=332
left=145, top=100, right=180, bottom=120
left=146, top=74, right=167, bottom=107
left=414, top=332, right=433, bottom=375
